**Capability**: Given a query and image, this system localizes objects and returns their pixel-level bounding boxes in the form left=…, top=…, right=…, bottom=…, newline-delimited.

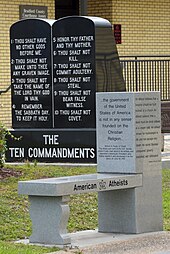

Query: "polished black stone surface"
left=53, top=17, right=96, bottom=128
left=10, top=19, right=53, bottom=129
left=8, top=17, right=125, bottom=163
left=6, top=129, right=96, bottom=163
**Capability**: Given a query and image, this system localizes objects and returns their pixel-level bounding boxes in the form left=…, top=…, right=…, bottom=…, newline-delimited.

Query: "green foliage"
left=0, top=122, right=7, bottom=168
left=162, top=170, right=170, bottom=231
left=0, top=240, right=59, bottom=254
left=69, top=192, right=98, bottom=232
left=0, top=122, right=20, bottom=168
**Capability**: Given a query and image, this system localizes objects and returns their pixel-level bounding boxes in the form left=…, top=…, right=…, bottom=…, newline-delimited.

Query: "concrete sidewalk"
left=48, top=231, right=170, bottom=254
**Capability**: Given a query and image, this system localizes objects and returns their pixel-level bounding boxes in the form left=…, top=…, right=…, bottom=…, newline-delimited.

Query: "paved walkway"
left=48, top=231, right=170, bottom=254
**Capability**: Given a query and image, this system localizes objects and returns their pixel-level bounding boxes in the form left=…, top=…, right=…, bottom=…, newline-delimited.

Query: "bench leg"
left=98, top=189, right=137, bottom=233
left=28, top=195, right=71, bottom=245
left=98, top=170, right=163, bottom=233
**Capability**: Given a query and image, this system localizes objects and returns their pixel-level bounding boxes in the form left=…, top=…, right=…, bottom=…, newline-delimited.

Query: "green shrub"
left=0, top=122, right=19, bottom=168
left=0, top=122, right=7, bottom=168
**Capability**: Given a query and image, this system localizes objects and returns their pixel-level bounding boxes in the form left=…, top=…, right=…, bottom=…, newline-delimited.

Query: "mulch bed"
left=0, top=167, right=23, bottom=179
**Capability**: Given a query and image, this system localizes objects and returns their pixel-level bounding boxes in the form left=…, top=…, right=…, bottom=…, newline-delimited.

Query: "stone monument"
left=10, top=19, right=53, bottom=128
left=6, top=16, right=125, bottom=163
left=96, top=91, right=163, bottom=233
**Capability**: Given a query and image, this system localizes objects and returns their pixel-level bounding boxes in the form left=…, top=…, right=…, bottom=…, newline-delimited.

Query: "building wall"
left=0, top=0, right=170, bottom=126
left=0, top=1, right=55, bottom=127
left=88, top=0, right=170, bottom=56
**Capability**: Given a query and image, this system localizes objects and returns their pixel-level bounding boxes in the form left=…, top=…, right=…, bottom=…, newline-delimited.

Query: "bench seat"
left=18, top=173, right=142, bottom=196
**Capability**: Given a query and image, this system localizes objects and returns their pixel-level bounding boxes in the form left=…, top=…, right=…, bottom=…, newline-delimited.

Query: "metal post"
left=80, top=0, right=88, bottom=16
left=135, top=56, right=138, bottom=91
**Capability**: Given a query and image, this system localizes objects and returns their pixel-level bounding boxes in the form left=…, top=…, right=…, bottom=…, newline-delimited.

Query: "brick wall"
left=88, top=0, right=113, bottom=21
left=88, top=0, right=170, bottom=56
left=0, top=1, right=55, bottom=127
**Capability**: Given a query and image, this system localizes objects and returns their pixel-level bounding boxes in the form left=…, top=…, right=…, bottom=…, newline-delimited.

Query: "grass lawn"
left=0, top=164, right=169, bottom=253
